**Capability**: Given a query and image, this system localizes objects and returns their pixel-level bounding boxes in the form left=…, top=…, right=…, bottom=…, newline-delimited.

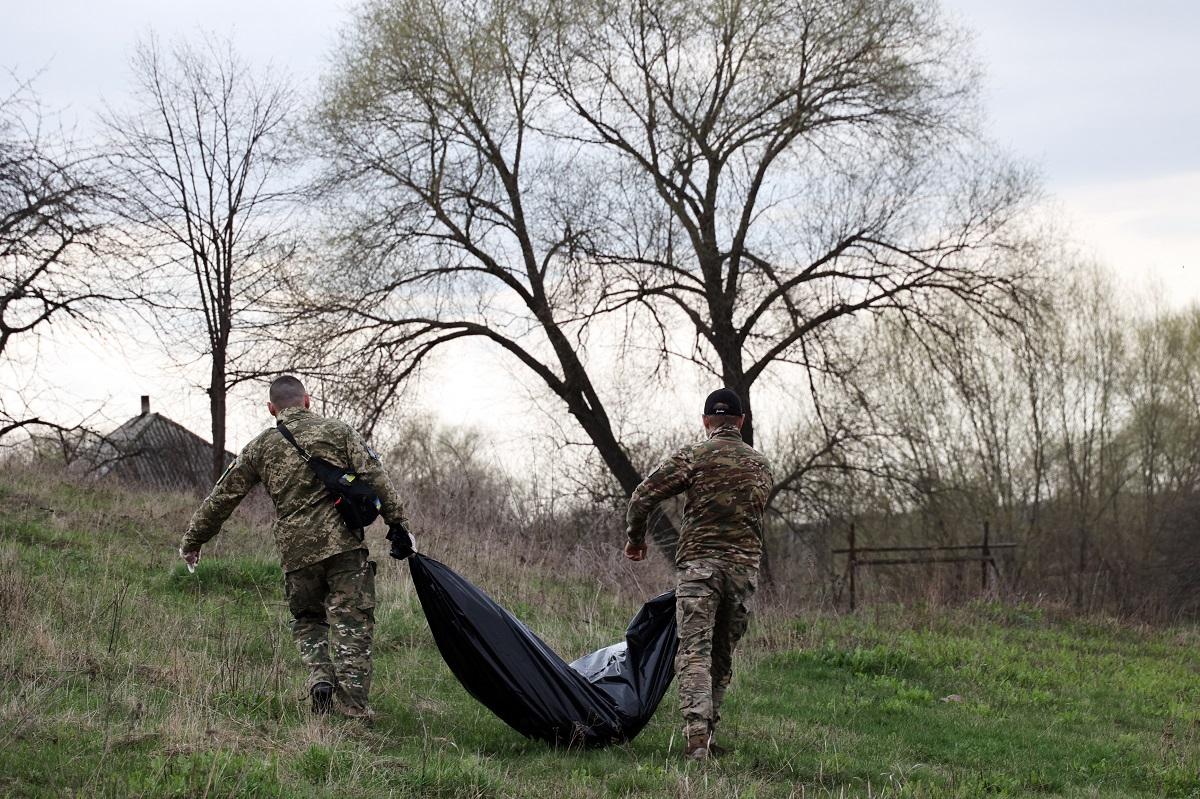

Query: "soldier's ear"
left=267, top=401, right=277, bottom=417
left=303, top=394, right=311, bottom=410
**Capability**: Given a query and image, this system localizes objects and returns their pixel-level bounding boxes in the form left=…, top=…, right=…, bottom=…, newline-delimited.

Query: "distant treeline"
left=761, top=265, right=1200, bottom=618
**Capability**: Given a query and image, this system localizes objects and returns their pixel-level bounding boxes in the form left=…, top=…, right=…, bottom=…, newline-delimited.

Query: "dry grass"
left=1, top=462, right=1198, bottom=798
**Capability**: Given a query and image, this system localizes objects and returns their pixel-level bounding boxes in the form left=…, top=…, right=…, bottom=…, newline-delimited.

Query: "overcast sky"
left=3, top=0, right=1198, bottom=448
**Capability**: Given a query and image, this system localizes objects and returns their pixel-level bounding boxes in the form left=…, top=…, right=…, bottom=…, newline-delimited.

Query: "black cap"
left=703, top=388, right=743, bottom=416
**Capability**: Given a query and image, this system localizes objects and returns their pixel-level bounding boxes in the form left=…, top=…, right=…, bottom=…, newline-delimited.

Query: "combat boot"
left=685, top=733, right=709, bottom=761
left=707, top=728, right=733, bottom=757
left=310, top=682, right=334, bottom=715
left=339, top=704, right=376, bottom=727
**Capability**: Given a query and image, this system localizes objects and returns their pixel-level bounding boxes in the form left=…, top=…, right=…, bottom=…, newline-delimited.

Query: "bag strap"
left=276, top=421, right=312, bottom=462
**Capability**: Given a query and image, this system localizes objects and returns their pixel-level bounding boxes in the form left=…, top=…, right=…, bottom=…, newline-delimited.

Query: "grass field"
left=1, top=465, right=1198, bottom=798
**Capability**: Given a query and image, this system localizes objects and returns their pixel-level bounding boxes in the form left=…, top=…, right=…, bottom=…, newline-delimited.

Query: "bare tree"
left=542, top=0, right=1039, bottom=455
left=103, top=36, right=298, bottom=481
left=311, top=0, right=1039, bottom=563
left=1, top=75, right=115, bottom=441
left=310, top=0, right=647, bottom=497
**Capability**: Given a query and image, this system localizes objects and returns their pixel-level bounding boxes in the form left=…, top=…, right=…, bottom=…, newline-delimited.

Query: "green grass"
left=1, top=466, right=1198, bottom=798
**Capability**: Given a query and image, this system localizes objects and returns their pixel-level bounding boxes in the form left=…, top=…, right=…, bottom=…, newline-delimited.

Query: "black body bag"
left=277, top=421, right=381, bottom=531
left=408, top=553, right=678, bottom=747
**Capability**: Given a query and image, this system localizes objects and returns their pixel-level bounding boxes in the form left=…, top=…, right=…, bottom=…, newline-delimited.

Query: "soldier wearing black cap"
left=625, top=388, right=773, bottom=761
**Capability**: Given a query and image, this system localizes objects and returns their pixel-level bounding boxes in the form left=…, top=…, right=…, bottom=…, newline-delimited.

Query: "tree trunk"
left=712, top=322, right=754, bottom=446
left=525, top=290, right=686, bottom=557
left=573, top=408, right=642, bottom=496
left=210, top=355, right=227, bottom=484
left=566, top=394, right=681, bottom=560
left=735, top=382, right=755, bottom=448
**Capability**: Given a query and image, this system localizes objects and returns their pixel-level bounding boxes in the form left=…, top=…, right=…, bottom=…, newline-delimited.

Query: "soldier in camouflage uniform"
left=625, top=388, right=772, bottom=761
left=179, top=376, right=414, bottom=719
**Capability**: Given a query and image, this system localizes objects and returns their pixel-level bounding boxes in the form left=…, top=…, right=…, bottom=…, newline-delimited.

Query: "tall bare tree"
left=1, top=76, right=114, bottom=440
left=103, top=36, right=298, bottom=481
left=312, top=0, right=1037, bottom=518
left=310, top=0, right=647, bottom=496
left=542, top=0, right=1038, bottom=453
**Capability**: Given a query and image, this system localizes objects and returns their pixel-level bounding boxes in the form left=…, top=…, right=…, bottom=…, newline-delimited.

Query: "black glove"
left=386, top=523, right=415, bottom=560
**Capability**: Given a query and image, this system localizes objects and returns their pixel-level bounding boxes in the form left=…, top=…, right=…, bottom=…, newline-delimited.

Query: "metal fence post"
left=981, top=520, right=991, bottom=591
left=848, top=522, right=857, bottom=612
left=1076, top=526, right=1088, bottom=610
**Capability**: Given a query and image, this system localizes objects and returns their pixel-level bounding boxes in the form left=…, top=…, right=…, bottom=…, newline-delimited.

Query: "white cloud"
left=1055, top=171, right=1200, bottom=303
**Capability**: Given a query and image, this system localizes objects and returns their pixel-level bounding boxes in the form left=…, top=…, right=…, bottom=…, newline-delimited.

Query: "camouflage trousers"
left=284, top=548, right=376, bottom=712
left=675, top=558, right=758, bottom=740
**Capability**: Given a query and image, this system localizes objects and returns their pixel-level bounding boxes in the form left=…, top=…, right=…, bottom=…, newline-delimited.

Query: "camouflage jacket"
left=626, top=424, right=773, bottom=568
left=181, top=407, right=409, bottom=573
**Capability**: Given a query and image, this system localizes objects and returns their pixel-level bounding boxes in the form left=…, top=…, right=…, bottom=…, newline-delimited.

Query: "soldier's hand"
left=387, top=524, right=416, bottom=560
left=179, top=547, right=201, bottom=573
left=624, top=540, right=647, bottom=561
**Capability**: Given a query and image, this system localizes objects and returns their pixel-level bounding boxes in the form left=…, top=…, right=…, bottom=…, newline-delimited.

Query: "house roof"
left=81, top=411, right=235, bottom=493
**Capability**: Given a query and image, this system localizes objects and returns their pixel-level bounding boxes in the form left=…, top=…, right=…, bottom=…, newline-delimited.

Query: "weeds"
left=0, top=463, right=1197, bottom=797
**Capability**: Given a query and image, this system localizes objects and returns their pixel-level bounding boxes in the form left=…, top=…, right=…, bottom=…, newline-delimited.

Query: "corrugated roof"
left=77, top=412, right=235, bottom=493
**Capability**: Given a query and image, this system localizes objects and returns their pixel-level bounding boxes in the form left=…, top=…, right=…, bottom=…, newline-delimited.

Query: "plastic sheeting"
left=408, top=553, right=677, bottom=747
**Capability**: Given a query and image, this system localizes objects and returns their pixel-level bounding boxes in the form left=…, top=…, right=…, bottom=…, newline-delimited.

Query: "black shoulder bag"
left=277, top=421, right=381, bottom=532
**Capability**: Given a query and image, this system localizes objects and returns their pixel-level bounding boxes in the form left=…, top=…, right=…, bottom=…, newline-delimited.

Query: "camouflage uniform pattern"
left=626, top=423, right=772, bottom=740
left=285, top=548, right=376, bottom=711
left=675, top=558, right=757, bottom=739
left=626, top=424, right=772, bottom=568
left=182, top=406, right=409, bottom=573
left=182, top=406, right=407, bottom=712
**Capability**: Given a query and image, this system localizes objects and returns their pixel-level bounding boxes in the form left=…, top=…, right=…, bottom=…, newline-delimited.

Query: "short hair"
left=704, top=413, right=743, bottom=427
left=269, top=375, right=307, bottom=408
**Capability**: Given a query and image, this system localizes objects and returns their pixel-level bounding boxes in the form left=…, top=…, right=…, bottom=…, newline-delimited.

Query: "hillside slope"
left=0, top=465, right=1197, bottom=798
